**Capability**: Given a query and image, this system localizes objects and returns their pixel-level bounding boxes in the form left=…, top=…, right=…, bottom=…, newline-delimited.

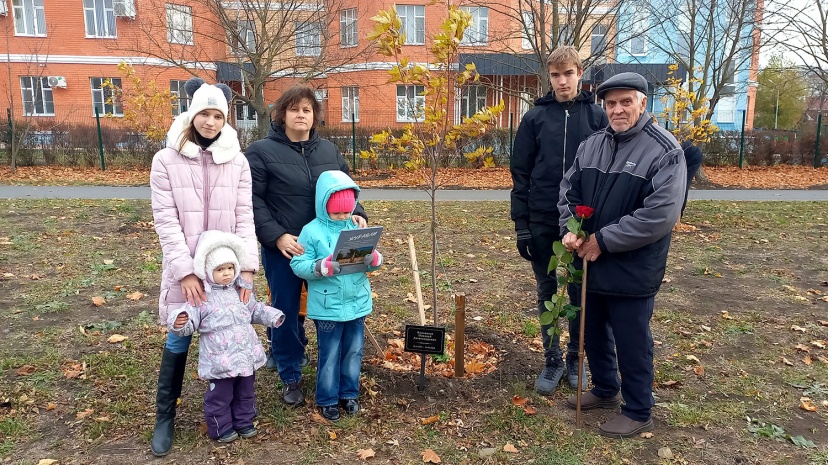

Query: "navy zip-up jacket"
left=558, top=113, right=686, bottom=297
left=510, top=90, right=608, bottom=231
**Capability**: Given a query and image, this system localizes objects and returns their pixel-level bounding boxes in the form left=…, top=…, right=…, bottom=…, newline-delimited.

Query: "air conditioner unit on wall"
left=48, top=76, right=67, bottom=88
left=113, top=0, right=136, bottom=18
left=0, top=0, right=8, bottom=16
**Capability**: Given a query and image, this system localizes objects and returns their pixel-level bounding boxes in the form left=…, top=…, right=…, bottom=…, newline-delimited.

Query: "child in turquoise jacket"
left=290, top=170, right=383, bottom=421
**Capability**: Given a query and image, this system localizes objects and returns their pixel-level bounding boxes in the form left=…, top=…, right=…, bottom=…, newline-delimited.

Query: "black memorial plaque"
left=403, top=325, right=446, bottom=355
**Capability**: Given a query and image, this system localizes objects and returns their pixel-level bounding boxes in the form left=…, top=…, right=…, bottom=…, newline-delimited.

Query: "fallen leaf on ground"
left=328, top=431, right=336, bottom=440
left=356, top=448, right=375, bottom=460
left=693, top=366, right=705, bottom=376
left=421, top=449, right=441, bottom=463
left=420, top=415, right=439, bottom=425
left=685, top=355, right=701, bottom=364
left=94, top=416, right=110, bottom=422
left=91, top=296, right=106, bottom=307
left=720, top=311, right=733, bottom=320
left=640, top=432, right=654, bottom=438
left=658, top=447, right=674, bottom=459
left=800, top=398, right=818, bottom=412
left=76, top=408, right=94, bottom=419
left=126, top=291, right=144, bottom=301
left=791, top=325, right=807, bottom=332
left=15, top=365, right=36, bottom=376
left=782, top=357, right=795, bottom=366
left=310, top=412, right=329, bottom=424
left=795, top=343, right=811, bottom=352
left=503, top=443, right=519, bottom=453
left=661, top=380, right=680, bottom=387
left=701, top=325, right=711, bottom=332
left=523, top=405, right=537, bottom=415
left=818, top=320, right=828, bottom=327
left=811, top=340, right=826, bottom=349
left=107, top=334, right=127, bottom=343
left=511, top=395, right=528, bottom=406
left=37, top=460, right=59, bottom=465
left=818, top=355, right=828, bottom=365
left=803, top=355, right=813, bottom=365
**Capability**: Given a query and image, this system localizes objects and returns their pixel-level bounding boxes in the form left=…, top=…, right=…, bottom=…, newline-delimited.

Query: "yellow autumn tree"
left=101, top=62, right=177, bottom=142
left=659, top=64, right=718, bottom=144
left=361, top=4, right=504, bottom=324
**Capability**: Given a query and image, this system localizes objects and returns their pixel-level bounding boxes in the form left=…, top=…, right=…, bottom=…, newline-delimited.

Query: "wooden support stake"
left=454, top=293, right=466, bottom=378
left=364, top=324, right=384, bottom=355
left=576, top=260, right=589, bottom=429
left=408, top=234, right=427, bottom=325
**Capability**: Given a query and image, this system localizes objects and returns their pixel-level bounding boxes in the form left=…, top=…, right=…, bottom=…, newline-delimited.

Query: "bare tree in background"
left=117, top=0, right=374, bottom=137
left=774, top=1, right=828, bottom=91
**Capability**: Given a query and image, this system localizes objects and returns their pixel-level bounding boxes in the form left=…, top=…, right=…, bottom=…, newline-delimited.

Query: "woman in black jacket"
left=246, top=86, right=366, bottom=406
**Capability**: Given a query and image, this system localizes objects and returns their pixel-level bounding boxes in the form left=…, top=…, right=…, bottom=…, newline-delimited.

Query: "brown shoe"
left=566, top=391, right=622, bottom=410
left=598, top=414, right=654, bottom=438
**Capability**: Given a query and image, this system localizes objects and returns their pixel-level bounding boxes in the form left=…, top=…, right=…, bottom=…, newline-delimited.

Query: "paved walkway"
left=1, top=185, right=828, bottom=201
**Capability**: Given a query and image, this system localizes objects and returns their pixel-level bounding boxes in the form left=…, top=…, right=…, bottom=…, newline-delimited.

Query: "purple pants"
left=204, top=374, right=256, bottom=439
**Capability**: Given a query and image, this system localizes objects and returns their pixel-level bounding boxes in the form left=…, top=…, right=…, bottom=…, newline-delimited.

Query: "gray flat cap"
left=596, top=72, right=648, bottom=99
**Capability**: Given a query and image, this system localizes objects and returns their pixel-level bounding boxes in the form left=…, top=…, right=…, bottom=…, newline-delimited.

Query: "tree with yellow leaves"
left=659, top=64, right=718, bottom=145
left=101, top=63, right=177, bottom=142
left=361, top=4, right=504, bottom=324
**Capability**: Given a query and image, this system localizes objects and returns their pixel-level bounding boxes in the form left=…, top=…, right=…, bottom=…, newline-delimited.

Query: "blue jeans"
left=261, top=246, right=306, bottom=385
left=314, top=317, right=365, bottom=407
left=165, top=332, right=192, bottom=354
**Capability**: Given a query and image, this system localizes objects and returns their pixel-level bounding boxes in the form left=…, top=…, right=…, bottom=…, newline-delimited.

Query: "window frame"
left=521, top=10, right=533, bottom=50
left=396, top=84, right=425, bottom=122
left=341, top=87, right=360, bottom=122
left=166, top=3, right=193, bottom=45
left=340, top=8, right=358, bottom=48
left=460, top=85, right=486, bottom=119
left=20, top=76, right=54, bottom=116
left=83, top=0, right=117, bottom=38
left=295, top=21, right=322, bottom=56
left=170, top=79, right=190, bottom=116
left=397, top=4, right=425, bottom=45
left=460, top=6, right=488, bottom=46
left=591, top=24, right=607, bottom=55
left=231, top=19, right=256, bottom=54
left=90, top=77, right=124, bottom=117
left=12, top=0, right=47, bottom=37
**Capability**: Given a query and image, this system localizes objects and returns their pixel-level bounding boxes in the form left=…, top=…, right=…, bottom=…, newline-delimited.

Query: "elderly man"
left=558, top=72, right=686, bottom=438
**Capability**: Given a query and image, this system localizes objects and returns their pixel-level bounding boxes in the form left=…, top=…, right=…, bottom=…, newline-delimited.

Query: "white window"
left=460, top=6, right=488, bottom=45
left=717, top=96, right=735, bottom=123
left=460, top=85, right=486, bottom=118
left=83, top=0, right=116, bottom=38
left=166, top=4, right=193, bottom=45
left=340, top=8, right=357, bottom=47
left=296, top=21, right=321, bottom=56
left=591, top=24, right=607, bottom=55
left=235, top=102, right=256, bottom=123
left=20, top=76, right=54, bottom=116
left=342, top=87, right=359, bottom=122
left=396, top=84, right=425, bottom=122
left=397, top=5, right=424, bottom=45
left=13, top=0, right=46, bottom=36
left=521, top=10, right=533, bottom=50
left=170, top=79, right=190, bottom=116
left=90, top=77, right=123, bottom=116
left=231, top=20, right=256, bottom=54
left=629, top=3, right=648, bottom=55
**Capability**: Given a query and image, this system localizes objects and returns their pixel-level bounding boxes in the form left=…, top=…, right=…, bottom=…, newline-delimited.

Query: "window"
left=166, top=4, right=193, bottom=45
left=717, top=96, right=735, bottom=123
left=591, top=24, right=607, bottom=55
left=342, top=87, right=359, bottom=122
left=460, top=6, right=488, bottom=45
left=396, top=84, right=425, bottom=122
left=553, top=24, right=572, bottom=46
left=83, top=0, right=116, bottom=37
left=460, top=85, right=486, bottom=118
left=340, top=8, right=357, bottom=47
left=296, top=21, right=321, bottom=56
left=20, top=76, right=54, bottom=116
left=722, top=62, right=737, bottom=95
left=231, top=20, right=256, bottom=54
left=90, top=77, right=123, bottom=116
left=235, top=102, right=256, bottom=123
left=521, top=11, right=533, bottom=49
left=13, top=0, right=46, bottom=36
left=397, top=5, right=424, bottom=45
left=629, top=2, right=648, bottom=55
left=170, top=80, right=190, bottom=116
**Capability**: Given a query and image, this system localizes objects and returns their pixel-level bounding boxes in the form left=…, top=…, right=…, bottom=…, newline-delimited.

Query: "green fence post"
left=509, top=112, right=514, bottom=160
left=738, top=109, right=747, bottom=169
left=351, top=112, right=357, bottom=173
left=95, top=107, right=105, bottom=171
left=815, top=112, right=823, bottom=168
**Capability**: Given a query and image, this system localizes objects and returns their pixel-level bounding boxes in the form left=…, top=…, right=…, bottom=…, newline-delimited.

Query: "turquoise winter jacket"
left=290, top=170, right=378, bottom=322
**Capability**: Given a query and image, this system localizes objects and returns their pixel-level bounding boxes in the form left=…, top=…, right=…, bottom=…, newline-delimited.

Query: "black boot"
left=151, top=348, right=188, bottom=457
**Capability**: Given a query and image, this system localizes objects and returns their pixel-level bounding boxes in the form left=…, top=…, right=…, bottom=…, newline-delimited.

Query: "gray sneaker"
left=282, top=381, right=305, bottom=406
left=265, top=355, right=278, bottom=371
left=566, top=353, right=588, bottom=389
left=535, top=362, right=564, bottom=395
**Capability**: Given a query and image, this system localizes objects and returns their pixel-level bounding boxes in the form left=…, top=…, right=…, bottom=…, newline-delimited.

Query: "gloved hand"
left=516, top=229, right=533, bottom=261
left=314, top=255, right=341, bottom=277
left=363, top=250, right=383, bottom=267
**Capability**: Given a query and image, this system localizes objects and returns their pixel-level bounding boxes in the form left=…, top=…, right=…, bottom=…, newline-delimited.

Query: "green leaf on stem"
left=547, top=256, right=558, bottom=275
left=563, top=304, right=580, bottom=320
left=539, top=311, right=557, bottom=326
left=557, top=275, right=568, bottom=287
left=553, top=241, right=567, bottom=257
left=566, top=217, right=581, bottom=234
left=544, top=300, right=555, bottom=312
left=549, top=294, right=560, bottom=304
left=560, top=252, right=573, bottom=265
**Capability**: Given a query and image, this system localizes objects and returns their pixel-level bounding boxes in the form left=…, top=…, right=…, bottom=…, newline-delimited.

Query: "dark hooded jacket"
left=245, top=123, right=366, bottom=250
left=510, top=90, right=608, bottom=231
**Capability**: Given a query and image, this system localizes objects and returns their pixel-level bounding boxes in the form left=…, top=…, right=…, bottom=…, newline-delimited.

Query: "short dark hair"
left=271, top=85, right=322, bottom=128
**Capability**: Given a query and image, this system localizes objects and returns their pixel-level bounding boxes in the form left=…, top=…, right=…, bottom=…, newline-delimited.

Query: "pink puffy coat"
left=151, top=113, right=259, bottom=324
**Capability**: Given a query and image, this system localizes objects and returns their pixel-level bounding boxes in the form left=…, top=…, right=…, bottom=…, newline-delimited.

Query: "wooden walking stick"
left=575, top=260, right=589, bottom=428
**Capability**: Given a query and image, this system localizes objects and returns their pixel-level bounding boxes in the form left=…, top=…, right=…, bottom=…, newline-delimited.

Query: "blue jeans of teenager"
left=314, top=317, right=365, bottom=407
left=261, top=246, right=307, bottom=385
left=583, top=292, right=655, bottom=422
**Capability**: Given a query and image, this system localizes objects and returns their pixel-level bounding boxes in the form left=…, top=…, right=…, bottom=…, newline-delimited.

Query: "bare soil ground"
left=1, top=200, right=827, bottom=465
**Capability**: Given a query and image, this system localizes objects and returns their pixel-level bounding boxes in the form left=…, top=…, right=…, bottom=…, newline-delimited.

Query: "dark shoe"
left=265, top=355, right=278, bottom=371
left=566, top=391, right=622, bottom=410
left=237, top=426, right=258, bottom=439
left=319, top=405, right=341, bottom=422
left=151, top=348, right=188, bottom=457
left=535, top=361, right=564, bottom=395
left=282, top=381, right=306, bottom=406
left=565, top=352, right=588, bottom=390
left=339, top=399, right=360, bottom=415
left=599, top=414, right=654, bottom=438
left=217, top=429, right=239, bottom=443
left=300, top=352, right=310, bottom=368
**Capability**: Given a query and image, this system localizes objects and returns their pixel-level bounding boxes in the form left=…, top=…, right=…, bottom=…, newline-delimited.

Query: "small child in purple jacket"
left=168, top=230, right=285, bottom=443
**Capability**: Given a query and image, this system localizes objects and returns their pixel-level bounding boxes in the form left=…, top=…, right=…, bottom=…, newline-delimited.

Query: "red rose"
left=575, top=205, right=595, bottom=219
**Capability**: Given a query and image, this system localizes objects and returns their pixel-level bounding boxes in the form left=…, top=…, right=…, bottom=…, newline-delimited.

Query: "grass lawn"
left=1, top=199, right=827, bottom=464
